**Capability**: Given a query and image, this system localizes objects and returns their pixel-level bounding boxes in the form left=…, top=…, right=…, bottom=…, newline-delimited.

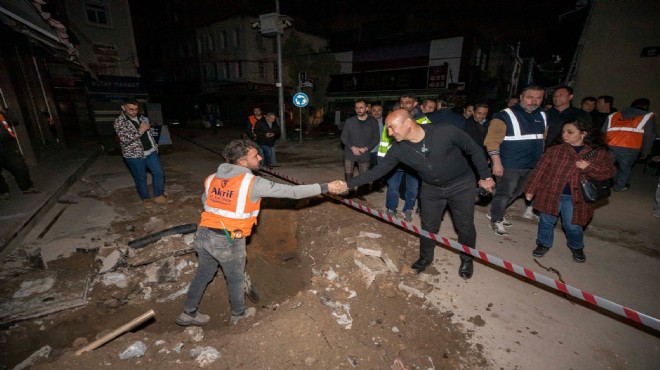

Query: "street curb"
left=0, top=147, right=103, bottom=256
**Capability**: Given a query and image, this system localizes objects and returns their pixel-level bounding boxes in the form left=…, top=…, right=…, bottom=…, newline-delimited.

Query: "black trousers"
left=0, top=146, right=33, bottom=193
left=419, top=174, right=476, bottom=263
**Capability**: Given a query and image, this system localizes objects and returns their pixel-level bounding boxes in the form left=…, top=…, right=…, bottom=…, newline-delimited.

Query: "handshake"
left=327, top=180, right=349, bottom=194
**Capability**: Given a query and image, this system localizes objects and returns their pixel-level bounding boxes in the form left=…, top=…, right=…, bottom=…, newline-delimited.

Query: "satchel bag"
left=579, top=148, right=614, bottom=203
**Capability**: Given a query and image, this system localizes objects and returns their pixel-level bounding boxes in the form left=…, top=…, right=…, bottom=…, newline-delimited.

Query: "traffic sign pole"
left=292, top=92, right=309, bottom=144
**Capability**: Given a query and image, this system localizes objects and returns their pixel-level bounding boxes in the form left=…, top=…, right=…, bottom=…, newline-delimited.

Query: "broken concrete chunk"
left=185, top=326, right=204, bottom=342
left=156, top=286, right=188, bottom=302
left=13, top=345, right=51, bottom=370
left=98, top=249, right=124, bottom=274
left=102, top=272, right=128, bottom=288
left=356, top=238, right=382, bottom=257
left=183, top=233, right=194, bottom=246
left=13, top=277, right=55, bottom=299
left=398, top=280, right=434, bottom=299
left=381, top=255, right=399, bottom=273
left=119, top=341, right=146, bottom=359
left=358, top=231, right=381, bottom=239
left=190, top=346, right=221, bottom=367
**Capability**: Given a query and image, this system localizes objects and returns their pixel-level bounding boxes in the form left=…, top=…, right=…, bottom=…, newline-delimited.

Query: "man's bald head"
left=385, top=109, right=418, bottom=142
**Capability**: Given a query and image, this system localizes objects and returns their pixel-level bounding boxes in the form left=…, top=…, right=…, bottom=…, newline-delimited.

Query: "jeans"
left=260, top=144, right=274, bottom=166
left=124, top=152, right=165, bottom=200
left=490, top=168, right=531, bottom=221
left=536, top=194, right=584, bottom=249
left=183, top=227, right=247, bottom=316
left=610, top=146, right=639, bottom=190
left=419, top=175, right=476, bottom=262
left=386, top=169, right=419, bottom=212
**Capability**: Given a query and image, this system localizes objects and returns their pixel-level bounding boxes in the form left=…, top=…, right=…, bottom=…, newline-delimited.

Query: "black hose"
left=128, top=223, right=198, bottom=249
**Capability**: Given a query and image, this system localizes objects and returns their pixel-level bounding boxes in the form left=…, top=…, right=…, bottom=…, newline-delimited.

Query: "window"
left=219, top=31, right=227, bottom=49
left=217, top=63, right=227, bottom=79
left=233, top=27, right=240, bottom=47
left=258, top=61, right=265, bottom=79
left=235, top=62, right=242, bottom=78
left=197, top=36, right=204, bottom=54
left=85, top=1, right=109, bottom=26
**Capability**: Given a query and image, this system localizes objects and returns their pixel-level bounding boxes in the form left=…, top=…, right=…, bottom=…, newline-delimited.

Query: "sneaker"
left=175, top=311, right=210, bottom=326
left=386, top=209, right=396, bottom=218
left=532, top=244, right=550, bottom=257
left=490, top=221, right=508, bottom=236
left=485, top=213, right=512, bottom=227
left=522, top=206, right=537, bottom=220
left=403, top=209, right=413, bottom=222
left=230, top=307, right=256, bottom=325
left=571, top=249, right=586, bottom=263
left=153, top=195, right=174, bottom=204
left=143, top=199, right=154, bottom=208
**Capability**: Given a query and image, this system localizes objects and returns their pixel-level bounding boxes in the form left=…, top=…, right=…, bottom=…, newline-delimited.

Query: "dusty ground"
left=1, top=127, right=487, bottom=369
left=1, top=125, right=658, bottom=369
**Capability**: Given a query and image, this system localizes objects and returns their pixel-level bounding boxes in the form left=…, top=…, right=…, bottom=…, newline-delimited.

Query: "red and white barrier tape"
left=260, top=166, right=660, bottom=332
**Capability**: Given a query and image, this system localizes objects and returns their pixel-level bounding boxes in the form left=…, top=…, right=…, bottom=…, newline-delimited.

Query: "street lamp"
left=252, top=2, right=292, bottom=140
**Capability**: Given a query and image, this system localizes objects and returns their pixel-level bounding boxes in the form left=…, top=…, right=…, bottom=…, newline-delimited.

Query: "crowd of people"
left=105, top=91, right=653, bottom=327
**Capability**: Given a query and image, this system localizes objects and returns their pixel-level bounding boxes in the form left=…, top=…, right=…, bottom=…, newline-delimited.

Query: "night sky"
left=131, top=0, right=587, bottom=67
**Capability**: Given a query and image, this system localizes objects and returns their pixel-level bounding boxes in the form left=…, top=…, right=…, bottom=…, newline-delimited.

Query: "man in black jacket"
left=254, top=112, right=281, bottom=168
left=337, top=109, right=495, bottom=279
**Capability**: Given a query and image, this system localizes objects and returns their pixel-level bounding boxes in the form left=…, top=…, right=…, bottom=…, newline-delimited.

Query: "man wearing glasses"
left=114, top=98, right=173, bottom=208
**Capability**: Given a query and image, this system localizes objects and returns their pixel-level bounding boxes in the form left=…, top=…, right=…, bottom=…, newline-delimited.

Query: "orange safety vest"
left=0, top=112, right=16, bottom=138
left=199, top=172, right=262, bottom=238
left=605, top=111, right=654, bottom=149
left=248, top=115, right=258, bottom=128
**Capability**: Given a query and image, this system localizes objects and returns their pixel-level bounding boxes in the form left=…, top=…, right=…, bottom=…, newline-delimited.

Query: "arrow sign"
left=293, top=92, right=309, bottom=108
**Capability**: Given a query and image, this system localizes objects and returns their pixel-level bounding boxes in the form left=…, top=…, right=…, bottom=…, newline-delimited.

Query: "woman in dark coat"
left=525, top=118, right=616, bottom=262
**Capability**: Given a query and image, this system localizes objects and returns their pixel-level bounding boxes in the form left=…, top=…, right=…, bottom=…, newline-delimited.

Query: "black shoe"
left=411, top=257, right=431, bottom=273
left=532, top=244, right=551, bottom=258
left=571, top=248, right=586, bottom=263
left=458, top=259, right=473, bottom=279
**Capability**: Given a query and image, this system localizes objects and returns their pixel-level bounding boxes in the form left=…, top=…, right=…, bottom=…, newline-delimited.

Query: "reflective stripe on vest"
left=605, top=112, right=654, bottom=149
left=1, top=114, right=16, bottom=139
left=501, top=108, right=546, bottom=141
left=203, top=173, right=260, bottom=219
left=377, top=114, right=429, bottom=157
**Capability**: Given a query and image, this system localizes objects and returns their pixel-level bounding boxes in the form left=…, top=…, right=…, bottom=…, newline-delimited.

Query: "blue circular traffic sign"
left=293, top=92, right=309, bottom=108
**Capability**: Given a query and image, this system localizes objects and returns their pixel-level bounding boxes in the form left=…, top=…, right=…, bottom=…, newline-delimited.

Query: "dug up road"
left=1, top=126, right=658, bottom=369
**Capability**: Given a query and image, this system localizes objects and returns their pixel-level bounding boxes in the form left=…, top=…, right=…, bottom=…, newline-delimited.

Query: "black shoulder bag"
left=579, top=148, right=614, bottom=203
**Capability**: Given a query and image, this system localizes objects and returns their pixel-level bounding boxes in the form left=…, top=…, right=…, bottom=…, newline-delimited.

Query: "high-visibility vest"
left=497, top=107, right=547, bottom=169
left=605, top=112, right=654, bottom=149
left=377, top=115, right=430, bottom=157
left=501, top=108, right=547, bottom=142
left=199, top=172, right=262, bottom=238
left=0, top=113, right=16, bottom=138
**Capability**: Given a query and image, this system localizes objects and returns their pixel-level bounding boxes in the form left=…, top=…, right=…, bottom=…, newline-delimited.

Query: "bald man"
left=342, top=109, right=495, bottom=279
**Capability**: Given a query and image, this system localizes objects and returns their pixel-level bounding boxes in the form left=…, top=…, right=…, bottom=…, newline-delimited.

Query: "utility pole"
left=253, top=1, right=292, bottom=140
left=275, top=0, right=285, bottom=140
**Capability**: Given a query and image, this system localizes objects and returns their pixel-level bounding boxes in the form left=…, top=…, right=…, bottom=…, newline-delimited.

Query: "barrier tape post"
left=260, top=166, right=660, bottom=333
